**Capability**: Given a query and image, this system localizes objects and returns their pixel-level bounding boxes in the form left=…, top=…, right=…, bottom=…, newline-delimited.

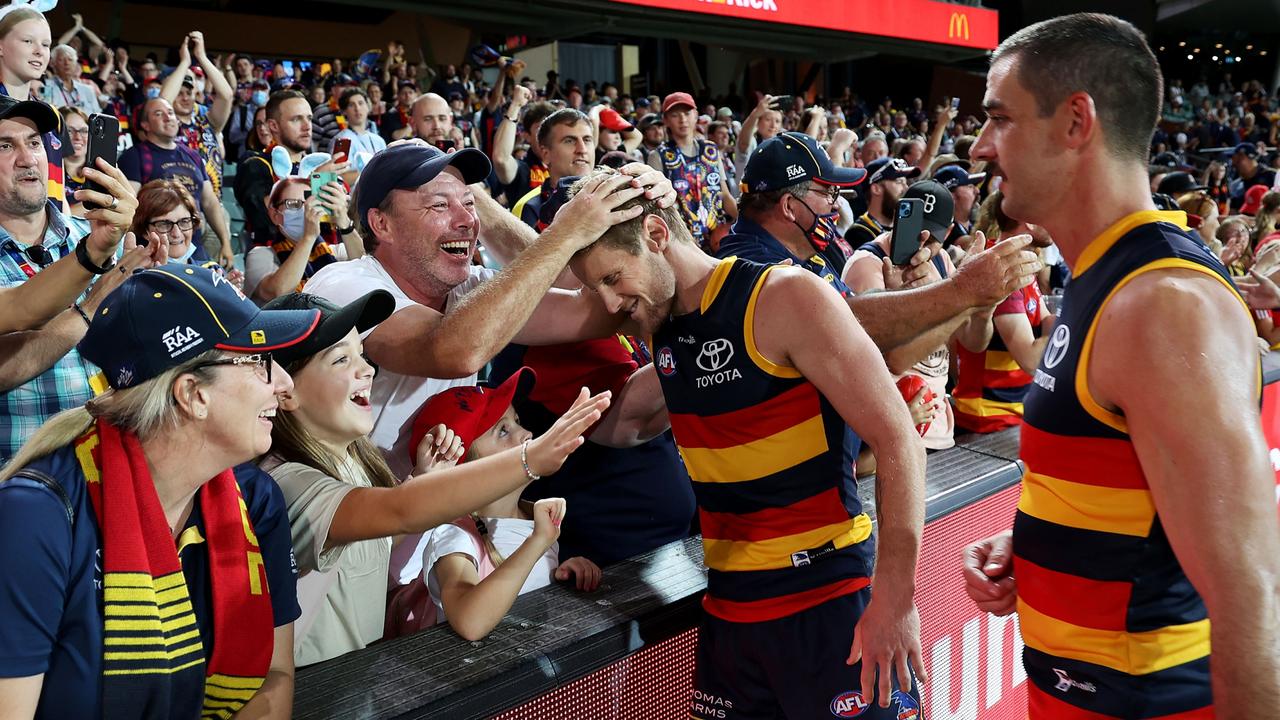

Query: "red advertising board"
left=605, top=0, right=999, bottom=50
left=497, top=483, right=1026, bottom=719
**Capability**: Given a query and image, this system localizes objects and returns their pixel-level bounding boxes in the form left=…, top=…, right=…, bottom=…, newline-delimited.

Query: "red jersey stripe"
left=1016, top=555, right=1132, bottom=632
left=669, top=382, right=821, bottom=450
left=699, top=487, right=852, bottom=542
left=702, top=576, right=869, bottom=623
left=1021, top=424, right=1147, bottom=490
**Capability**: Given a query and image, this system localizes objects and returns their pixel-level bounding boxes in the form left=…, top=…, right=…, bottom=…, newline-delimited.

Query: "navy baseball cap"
left=903, top=180, right=954, bottom=241
left=742, top=132, right=866, bottom=194
left=865, top=157, right=922, bottom=184
left=78, top=265, right=321, bottom=390
left=0, top=95, right=59, bottom=134
left=934, top=165, right=987, bottom=191
left=1234, top=142, right=1261, bottom=159
left=262, top=290, right=396, bottom=368
left=354, top=143, right=491, bottom=229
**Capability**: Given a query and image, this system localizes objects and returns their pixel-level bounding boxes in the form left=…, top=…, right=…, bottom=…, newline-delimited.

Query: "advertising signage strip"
left=606, top=0, right=999, bottom=50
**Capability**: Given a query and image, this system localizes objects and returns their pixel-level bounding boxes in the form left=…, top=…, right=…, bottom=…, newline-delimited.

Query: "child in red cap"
left=412, top=368, right=603, bottom=641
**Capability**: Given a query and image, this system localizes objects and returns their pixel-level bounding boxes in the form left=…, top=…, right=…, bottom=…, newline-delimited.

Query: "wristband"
left=72, top=302, right=91, bottom=327
left=336, top=223, right=356, bottom=235
left=521, top=440, right=541, bottom=482
left=74, top=240, right=115, bottom=275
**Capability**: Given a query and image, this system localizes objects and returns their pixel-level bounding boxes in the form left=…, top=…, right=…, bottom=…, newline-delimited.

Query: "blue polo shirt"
left=0, top=450, right=299, bottom=719
left=716, top=218, right=853, bottom=297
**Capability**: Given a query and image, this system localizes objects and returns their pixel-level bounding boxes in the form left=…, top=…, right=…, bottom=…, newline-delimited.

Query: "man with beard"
left=410, top=92, right=461, bottom=150
left=303, top=141, right=674, bottom=481
left=120, top=97, right=232, bottom=266
left=961, top=13, right=1280, bottom=717
left=0, top=96, right=149, bottom=460
left=845, top=157, right=919, bottom=249
left=234, top=89, right=311, bottom=249
left=567, top=165, right=928, bottom=719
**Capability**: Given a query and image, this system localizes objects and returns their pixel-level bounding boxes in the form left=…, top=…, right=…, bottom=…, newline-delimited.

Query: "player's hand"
left=962, top=530, right=1017, bottom=616
left=848, top=599, right=927, bottom=705
left=554, top=556, right=601, bottom=591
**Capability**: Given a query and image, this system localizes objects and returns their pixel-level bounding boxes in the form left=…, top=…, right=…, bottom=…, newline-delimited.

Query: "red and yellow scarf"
left=76, top=420, right=274, bottom=719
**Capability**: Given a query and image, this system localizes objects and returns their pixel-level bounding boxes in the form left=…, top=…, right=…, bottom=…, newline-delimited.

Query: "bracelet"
left=520, top=440, right=541, bottom=482
left=335, top=223, right=356, bottom=235
left=72, top=302, right=91, bottom=327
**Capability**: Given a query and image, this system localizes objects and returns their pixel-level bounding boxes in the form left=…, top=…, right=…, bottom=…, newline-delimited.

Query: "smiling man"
left=510, top=108, right=596, bottom=230
left=303, top=142, right=671, bottom=479
left=568, top=165, right=927, bottom=719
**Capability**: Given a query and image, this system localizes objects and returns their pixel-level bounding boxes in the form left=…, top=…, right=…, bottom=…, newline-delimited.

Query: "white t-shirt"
left=421, top=517, right=559, bottom=624
left=245, top=242, right=351, bottom=302
left=304, top=256, right=496, bottom=481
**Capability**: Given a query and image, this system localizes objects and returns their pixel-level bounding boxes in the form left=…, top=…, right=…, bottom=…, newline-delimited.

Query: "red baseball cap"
left=408, top=367, right=536, bottom=464
left=1242, top=184, right=1269, bottom=215
left=662, top=92, right=696, bottom=114
left=598, top=107, right=634, bottom=132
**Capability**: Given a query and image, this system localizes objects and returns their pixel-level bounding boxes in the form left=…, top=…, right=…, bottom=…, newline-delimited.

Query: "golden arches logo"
left=949, top=12, right=970, bottom=40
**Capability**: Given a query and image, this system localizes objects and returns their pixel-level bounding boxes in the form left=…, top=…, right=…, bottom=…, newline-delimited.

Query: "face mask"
left=282, top=205, right=307, bottom=240
left=166, top=240, right=198, bottom=264
left=252, top=90, right=268, bottom=106
left=145, top=86, right=162, bottom=99
left=793, top=198, right=842, bottom=252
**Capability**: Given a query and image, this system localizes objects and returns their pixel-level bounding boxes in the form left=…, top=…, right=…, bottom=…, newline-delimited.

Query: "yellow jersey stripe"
left=743, top=265, right=802, bottom=379
left=953, top=395, right=1023, bottom=418
left=1018, top=472, right=1155, bottom=537
left=701, top=257, right=736, bottom=314
left=1018, top=598, right=1209, bottom=675
left=703, top=515, right=873, bottom=572
left=207, top=674, right=269, bottom=690
left=682, top=413, right=827, bottom=484
left=983, top=350, right=1020, bottom=373
left=104, top=640, right=204, bottom=662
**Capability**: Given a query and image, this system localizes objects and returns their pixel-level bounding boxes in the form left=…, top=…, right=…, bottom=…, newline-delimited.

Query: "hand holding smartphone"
left=332, top=137, right=351, bottom=165
left=80, top=113, right=120, bottom=210
left=890, top=198, right=926, bottom=265
left=310, top=171, right=339, bottom=222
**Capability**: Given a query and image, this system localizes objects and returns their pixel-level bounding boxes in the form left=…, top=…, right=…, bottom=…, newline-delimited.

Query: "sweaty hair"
left=265, top=89, right=306, bottom=122
left=537, top=108, right=591, bottom=148
left=991, top=13, right=1161, bottom=163
left=568, top=166, right=690, bottom=256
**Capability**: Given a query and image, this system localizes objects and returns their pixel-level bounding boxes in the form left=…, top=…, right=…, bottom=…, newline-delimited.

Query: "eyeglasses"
left=808, top=185, right=841, bottom=204
left=274, top=199, right=305, bottom=210
left=193, top=353, right=273, bottom=384
left=67, top=127, right=89, bottom=137
left=148, top=216, right=199, bottom=234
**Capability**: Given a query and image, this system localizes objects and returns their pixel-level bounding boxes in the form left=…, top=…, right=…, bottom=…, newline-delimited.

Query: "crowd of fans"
left=0, top=5, right=1277, bottom=717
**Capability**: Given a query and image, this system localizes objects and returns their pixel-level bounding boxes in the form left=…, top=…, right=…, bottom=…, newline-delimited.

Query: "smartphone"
left=771, top=94, right=793, bottom=108
left=310, top=171, right=338, bottom=222
left=81, top=114, right=120, bottom=210
left=890, top=198, right=925, bottom=265
left=331, top=137, right=351, bottom=165
left=951, top=96, right=961, bottom=110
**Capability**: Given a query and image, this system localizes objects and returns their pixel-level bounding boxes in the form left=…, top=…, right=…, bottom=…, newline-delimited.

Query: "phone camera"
left=899, top=203, right=912, bottom=218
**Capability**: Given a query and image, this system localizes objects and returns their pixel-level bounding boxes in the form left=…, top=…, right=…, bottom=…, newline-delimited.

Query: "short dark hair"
left=522, top=101, right=558, bottom=133
left=265, top=89, right=306, bottom=121
left=738, top=181, right=810, bottom=222
left=537, top=108, right=591, bottom=148
left=339, top=87, right=368, bottom=112
left=991, top=13, right=1160, bottom=163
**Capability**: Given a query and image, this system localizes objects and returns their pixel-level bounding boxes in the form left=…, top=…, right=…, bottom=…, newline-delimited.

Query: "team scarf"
left=76, top=419, right=274, bottom=720
left=271, top=234, right=339, bottom=291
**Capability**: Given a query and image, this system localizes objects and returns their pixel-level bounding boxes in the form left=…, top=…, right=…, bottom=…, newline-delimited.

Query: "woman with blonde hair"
left=0, top=265, right=321, bottom=718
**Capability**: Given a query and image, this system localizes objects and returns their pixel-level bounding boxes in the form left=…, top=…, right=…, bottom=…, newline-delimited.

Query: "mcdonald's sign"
left=607, top=0, right=998, bottom=50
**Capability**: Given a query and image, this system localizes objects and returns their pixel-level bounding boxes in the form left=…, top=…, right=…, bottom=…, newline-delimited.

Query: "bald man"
left=411, top=92, right=469, bottom=150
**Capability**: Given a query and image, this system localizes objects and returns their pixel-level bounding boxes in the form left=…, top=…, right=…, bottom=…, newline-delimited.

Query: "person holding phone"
left=244, top=176, right=360, bottom=303
left=329, top=88, right=385, bottom=168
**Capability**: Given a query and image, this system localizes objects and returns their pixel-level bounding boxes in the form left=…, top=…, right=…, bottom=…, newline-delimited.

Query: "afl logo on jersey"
left=696, top=338, right=734, bottom=372
left=657, top=347, right=676, bottom=376
left=1043, top=323, right=1071, bottom=370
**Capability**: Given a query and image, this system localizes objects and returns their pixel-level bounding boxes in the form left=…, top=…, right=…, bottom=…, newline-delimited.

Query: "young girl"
left=259, top=291, right=610, bottom=666
left=414, top=371, right=602, bottom=642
